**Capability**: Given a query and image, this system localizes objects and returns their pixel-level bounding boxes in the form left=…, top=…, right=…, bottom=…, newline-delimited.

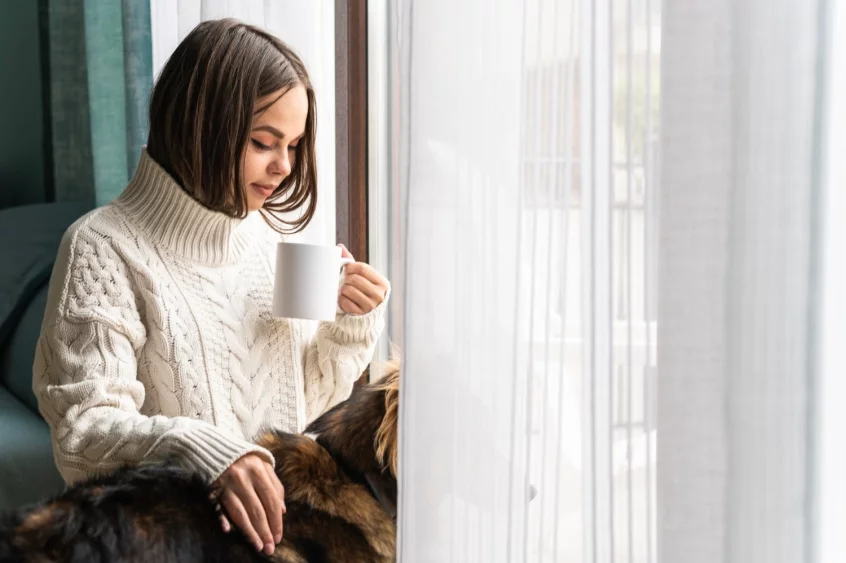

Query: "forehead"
left=252, top=86, right=308, bottom=135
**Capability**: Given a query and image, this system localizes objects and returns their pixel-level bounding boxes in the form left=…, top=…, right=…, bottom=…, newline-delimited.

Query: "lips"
left=251, top=183, right=278, bottom=196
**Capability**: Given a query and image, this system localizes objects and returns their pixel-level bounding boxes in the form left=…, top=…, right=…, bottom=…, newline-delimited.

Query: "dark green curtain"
left=0, top=1, right=49, bottom=209
left=46, top=0, right=152, bottom=206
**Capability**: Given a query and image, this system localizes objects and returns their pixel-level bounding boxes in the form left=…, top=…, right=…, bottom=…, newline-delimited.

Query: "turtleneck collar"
left=115, top=149, right=259, bottom=265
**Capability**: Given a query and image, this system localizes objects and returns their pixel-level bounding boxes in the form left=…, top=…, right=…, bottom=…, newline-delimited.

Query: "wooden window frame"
left=334, top=0, right=368, bottom=263
left=335, top=0, right=370, bottom=384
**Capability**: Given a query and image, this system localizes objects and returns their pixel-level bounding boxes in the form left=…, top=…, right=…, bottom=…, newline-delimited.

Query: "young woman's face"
left=243, top=85, right=308, bottom=212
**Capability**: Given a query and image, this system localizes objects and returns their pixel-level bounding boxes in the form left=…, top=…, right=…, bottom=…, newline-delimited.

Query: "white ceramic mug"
left=272, top=242, right=354, bottom=322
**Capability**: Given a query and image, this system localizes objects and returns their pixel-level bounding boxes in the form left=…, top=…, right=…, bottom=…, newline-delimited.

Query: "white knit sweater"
left=33, top=149, right=387, bottom=485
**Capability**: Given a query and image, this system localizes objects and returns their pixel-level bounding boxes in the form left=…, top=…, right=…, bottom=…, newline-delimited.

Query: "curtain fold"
left=658, top=0, right=834, bottom=561
left=395, top=0, right=526, bottom=558
left=394, top=0, right=661, bottom=559
left=47, top=0, right=152, bottom=206
left=395, top=0, right=839, bottom=561
left=812, top=3, right=846, bottom=560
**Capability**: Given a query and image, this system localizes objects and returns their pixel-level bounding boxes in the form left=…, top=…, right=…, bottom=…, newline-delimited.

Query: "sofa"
left=0, top=201, right=90, bottom=510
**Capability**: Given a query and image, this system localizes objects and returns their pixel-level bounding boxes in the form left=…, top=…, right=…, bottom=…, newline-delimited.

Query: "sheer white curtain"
left=814, top=3, right=846, bottom=561
left=389, top=0, right=660, bottom=560
left=148, top=0, right=336, bottom=245
left=658, top=0, right=841, bottom=561
left=392, top=0, right=525, bottom=559
left=389, top=0, right=842, bottom=561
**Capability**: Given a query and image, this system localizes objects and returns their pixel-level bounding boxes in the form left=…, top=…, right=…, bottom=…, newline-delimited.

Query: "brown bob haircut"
left=147, top=18, right=317, bottom=233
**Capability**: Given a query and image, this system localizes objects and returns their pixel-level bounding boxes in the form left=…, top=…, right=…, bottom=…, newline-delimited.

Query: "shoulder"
left=52, top=204, right=145, bottom=332
left=61, top=202, right=141, bottom=251
left=58, top=204, right=145, bottom=287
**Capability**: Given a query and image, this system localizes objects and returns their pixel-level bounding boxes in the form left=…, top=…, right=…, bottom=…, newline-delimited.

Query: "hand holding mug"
left=336, top=244, right=389, bottom=316
left=272, top=242, right=388, bottom=322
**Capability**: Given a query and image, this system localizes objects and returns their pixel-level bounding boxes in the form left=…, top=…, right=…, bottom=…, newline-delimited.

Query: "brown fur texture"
left=0, top=362, right=400, bottom=563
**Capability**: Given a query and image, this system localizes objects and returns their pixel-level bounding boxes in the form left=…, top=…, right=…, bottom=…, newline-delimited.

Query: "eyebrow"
left=252, top=124, right=285, bottom=138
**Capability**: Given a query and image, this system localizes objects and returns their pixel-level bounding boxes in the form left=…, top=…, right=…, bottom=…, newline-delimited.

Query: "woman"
left=32, top=18, right=389, bottom=556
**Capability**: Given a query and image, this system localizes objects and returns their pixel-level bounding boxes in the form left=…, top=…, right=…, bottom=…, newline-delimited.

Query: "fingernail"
left=255, top=542, right=263, bottom=552
left=264, top=543, right=275, bottom=555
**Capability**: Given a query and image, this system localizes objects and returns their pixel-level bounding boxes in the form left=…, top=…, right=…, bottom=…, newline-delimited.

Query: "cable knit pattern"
left=33, top=149, right=387, bottom=485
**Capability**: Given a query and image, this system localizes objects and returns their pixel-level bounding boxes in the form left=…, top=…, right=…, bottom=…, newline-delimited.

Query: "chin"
left=245, top=199, right=265, bottom=213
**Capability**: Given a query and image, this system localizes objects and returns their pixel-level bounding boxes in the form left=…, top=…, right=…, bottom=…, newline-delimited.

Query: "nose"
left=270, top=151, right=292, bottom=178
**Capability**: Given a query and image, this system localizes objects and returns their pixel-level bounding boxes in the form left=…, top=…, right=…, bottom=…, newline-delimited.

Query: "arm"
left=302, top=297, right=388, bottom=422
left=33, top=229, right=273, bottom=485
left=302, top=247, right=390, bottom=422
left=34, top=320, right=274, bottom=484
left=35, top=318, right=286, bottom=555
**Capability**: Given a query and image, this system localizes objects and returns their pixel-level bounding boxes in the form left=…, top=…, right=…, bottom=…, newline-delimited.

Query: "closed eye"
left=252, top=139, right=272, bottom=151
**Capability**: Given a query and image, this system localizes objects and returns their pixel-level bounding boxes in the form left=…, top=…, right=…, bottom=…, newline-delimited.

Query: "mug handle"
left=339, top=256, right=355, bottom=274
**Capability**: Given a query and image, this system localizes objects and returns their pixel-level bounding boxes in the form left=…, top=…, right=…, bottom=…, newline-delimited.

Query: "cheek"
left=242, top=149, right=266, bottom=183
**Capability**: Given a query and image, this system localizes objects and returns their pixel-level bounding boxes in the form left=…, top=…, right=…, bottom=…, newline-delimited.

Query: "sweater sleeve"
left=301, top=286, right=390, bottom=423
left=33, top=227, right=273, bottom=485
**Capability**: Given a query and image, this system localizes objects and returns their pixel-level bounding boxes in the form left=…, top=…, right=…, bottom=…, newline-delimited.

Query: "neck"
left=115, top=149, right=261, bottom=265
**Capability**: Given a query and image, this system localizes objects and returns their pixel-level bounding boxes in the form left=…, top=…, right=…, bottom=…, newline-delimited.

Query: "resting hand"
left=213, top=453, right=285, bottom=555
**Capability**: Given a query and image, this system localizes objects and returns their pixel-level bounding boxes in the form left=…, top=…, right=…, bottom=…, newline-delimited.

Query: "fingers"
left=334, top=248, right=389, bottom=315
left=340, top=283, right=378, bottom=314
left=338, top=243, right=355, bottom=260
left=343, top=261, right=386, bottom=286
left=220, top=457, right=280, bottom=556
left=264, top=463, right=286, bottom=513
left=243, top=485, right=275, bottom=555
left=221, top=489, right=266, bottom=553
left=343, top=273, right=386, bottom=302
left=339, top=294, right=366, bottom=315
left=256, top=466, right=285, bottom=545
left=219, top=512, right=231, bottom=533
left=214, top=461, right=286, bottom=556
left=210, top=489, right=231, bottom=533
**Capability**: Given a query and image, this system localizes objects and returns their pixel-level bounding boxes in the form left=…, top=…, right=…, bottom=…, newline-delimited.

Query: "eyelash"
left=251, top=139, right=272, bottom=151
left=251, top=139, right=300, bottom=152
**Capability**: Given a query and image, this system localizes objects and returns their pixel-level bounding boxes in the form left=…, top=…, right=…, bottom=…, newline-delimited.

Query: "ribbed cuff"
left=327, top=284, right=390, bottom=346
left=169, top=425, right=275, bottom=483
